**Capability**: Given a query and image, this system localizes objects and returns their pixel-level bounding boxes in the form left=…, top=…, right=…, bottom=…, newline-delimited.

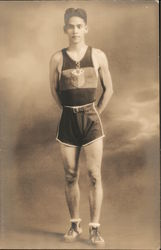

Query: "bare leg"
left=60, top=144, right=81, bottom=219
left=83, top=139, right=103, bottom=223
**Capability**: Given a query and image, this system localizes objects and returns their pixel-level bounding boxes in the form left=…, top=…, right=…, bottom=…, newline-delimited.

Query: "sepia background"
left=0, top=0, right=159, bottom=249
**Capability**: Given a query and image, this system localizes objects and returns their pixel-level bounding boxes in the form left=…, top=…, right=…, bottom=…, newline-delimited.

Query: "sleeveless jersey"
left=58, top=46, right=98, bottom=106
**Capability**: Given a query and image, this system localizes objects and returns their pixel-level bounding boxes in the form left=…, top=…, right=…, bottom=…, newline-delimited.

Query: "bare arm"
left=49, top=52, right=62, bottom=110
left=96, top=50, right=113, bottom=114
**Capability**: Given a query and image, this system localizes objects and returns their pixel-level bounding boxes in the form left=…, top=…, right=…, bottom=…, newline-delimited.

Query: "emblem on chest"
left=70, top=68, right=85, bottom=87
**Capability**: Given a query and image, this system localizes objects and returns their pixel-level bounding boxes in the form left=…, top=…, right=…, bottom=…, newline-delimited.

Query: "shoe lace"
left=68, top=227, right=74, bottom=235
left=91, top=227, right=102, bottom=240
left=68, top=222, right=79, bottom=235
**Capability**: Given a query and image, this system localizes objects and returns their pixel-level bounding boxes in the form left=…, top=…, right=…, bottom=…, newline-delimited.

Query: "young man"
left=49, top=8, right=113, bottom=246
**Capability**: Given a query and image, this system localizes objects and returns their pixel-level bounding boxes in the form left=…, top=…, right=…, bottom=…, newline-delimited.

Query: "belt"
left=63, top=103, right=94, bottom=113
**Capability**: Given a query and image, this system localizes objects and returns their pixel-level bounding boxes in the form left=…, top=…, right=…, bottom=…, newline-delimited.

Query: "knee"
left=65, top=168, right=78, bottom=185
left=88, top=169, right=101, bottom=186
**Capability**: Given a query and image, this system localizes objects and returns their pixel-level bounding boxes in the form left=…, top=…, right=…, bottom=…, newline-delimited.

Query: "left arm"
left=96, top=50, right=113, bottom=114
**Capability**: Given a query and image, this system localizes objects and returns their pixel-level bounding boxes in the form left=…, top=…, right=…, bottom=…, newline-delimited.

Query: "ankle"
left=70, top=218, right=82, bottom=223
left=70, top=218, right=82, bottom=231
left=89, top=222, right=100, bottom=228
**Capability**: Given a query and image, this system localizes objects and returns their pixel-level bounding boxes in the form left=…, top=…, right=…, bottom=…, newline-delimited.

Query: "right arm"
left=49, top=52, right=62, bottom=110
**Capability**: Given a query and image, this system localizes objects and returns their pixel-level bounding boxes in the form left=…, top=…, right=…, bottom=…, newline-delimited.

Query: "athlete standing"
left=49, top=8, right=113, bottom=246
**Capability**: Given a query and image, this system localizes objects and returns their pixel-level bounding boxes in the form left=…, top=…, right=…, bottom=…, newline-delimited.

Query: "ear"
left=84, top=25, right=88, bottom=34
left=63, top=25, right=67, bottom=33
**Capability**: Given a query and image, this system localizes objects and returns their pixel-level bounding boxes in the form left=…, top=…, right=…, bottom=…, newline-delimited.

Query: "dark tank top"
left=58, top=46, right=98, bottom=106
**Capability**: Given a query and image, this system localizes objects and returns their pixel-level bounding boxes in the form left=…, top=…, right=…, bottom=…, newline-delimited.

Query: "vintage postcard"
left=0, top=0, right=159, bottom=249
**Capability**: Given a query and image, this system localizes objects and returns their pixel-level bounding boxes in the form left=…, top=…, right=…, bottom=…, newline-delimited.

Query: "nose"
left=73, top=26, right=78, bottom=33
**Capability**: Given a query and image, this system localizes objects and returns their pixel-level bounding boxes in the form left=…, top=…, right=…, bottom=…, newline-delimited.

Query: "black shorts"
left=56, top=103, right=105, bottom=147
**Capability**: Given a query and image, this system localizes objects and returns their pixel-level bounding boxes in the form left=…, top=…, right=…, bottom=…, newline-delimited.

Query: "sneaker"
left=64, top=221, right=82, bottom=242
left=89, top=226, right=105, bottom=246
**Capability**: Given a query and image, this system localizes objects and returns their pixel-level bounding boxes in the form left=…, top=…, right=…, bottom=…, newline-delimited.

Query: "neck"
left=68, top=41, right=87, bottom=51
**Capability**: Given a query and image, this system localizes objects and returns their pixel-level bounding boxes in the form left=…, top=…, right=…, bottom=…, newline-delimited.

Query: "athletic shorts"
left=56, top=103, right=105, bottom=147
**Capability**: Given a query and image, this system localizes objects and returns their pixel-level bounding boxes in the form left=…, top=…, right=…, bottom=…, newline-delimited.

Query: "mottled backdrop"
left=0, top=0, right=159, bottom=249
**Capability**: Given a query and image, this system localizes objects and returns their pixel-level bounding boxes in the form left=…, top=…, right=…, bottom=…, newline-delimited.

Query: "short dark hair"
left=64, top=8, right=87, bottom=25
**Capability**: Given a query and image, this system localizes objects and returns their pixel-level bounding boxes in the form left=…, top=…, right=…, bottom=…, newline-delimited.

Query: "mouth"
left=72, top=36, right=80, bottom=38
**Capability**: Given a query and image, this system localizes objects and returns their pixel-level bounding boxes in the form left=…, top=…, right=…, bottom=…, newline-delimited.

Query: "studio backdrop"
left=0, top=0, right=159, bottom=249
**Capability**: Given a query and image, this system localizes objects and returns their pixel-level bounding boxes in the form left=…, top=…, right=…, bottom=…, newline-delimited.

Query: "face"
left=64, top=16, right=88, bottom=44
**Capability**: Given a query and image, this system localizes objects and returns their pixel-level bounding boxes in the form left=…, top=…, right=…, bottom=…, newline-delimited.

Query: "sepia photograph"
left=0, top=0, right=160, bottom=249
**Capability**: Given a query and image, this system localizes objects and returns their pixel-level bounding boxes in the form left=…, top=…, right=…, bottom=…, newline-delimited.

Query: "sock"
left=89, top=222, right=100, bottom=228
left=70, top=218, right=81, bottom=223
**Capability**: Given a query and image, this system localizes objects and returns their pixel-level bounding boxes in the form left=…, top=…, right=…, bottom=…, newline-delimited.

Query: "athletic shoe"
left=64, top=221, right=82, bottom=242
left=89, top=226, right=105, bottom=246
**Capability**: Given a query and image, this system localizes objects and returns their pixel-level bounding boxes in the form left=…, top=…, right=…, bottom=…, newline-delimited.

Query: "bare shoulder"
left=92, top=48, right=108, bottom=67
left=50, top=50, right=62, bottom=66
left=92, top=48, right=107, bottom=60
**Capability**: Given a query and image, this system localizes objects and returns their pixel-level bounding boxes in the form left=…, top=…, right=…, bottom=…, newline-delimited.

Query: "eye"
left=68, top=24, right=73, bottom=29
left=77, top=25, right=82, bottom=29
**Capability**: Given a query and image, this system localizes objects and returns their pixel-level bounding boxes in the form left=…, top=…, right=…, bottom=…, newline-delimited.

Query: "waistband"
left=63, top=102, right=94, bottom=113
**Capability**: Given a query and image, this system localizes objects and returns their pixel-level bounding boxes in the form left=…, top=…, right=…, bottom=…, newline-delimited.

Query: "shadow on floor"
left=7, top=225, right=94, bottom=248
